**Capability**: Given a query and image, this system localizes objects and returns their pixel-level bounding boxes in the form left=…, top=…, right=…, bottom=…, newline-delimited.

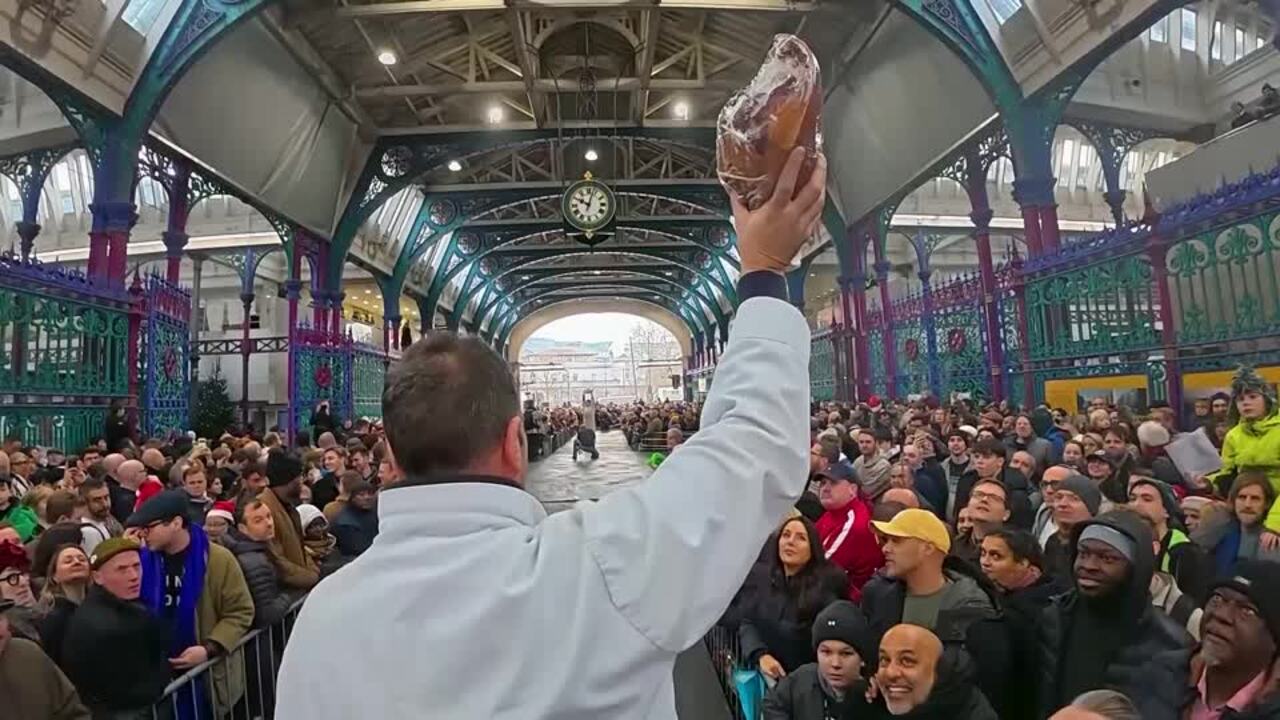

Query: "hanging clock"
left=562, top=172, right=616, bottom=246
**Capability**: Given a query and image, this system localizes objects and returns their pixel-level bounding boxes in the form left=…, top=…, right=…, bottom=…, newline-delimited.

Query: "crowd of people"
left=717, top=364, right=1280, bottom=719
left=0, top=414, right=401, bottom=718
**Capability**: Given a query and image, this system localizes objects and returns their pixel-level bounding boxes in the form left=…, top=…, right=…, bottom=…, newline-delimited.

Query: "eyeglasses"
left=1207, top=592, right=1260, bottom=620
left=970, top=489, right=1007, bottom=504
left=1, top=571, right=26, bottom=586
left=1041, top=480, right=1061, bottom=491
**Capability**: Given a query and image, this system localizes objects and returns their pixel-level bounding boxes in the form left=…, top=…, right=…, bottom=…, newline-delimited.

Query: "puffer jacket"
left=861, top=557, right=1014, bottom=718
left=1038, top=512, right=1192, bottom=719
left=223, top=529, right=299, bottom=628
left=1215, top=412, right=1280, bottom=532
left=738, top=561, right=848, bottom=673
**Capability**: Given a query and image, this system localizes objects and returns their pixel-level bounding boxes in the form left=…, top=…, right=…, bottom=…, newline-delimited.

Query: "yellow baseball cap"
left=872, top=508, right=951, bottom=554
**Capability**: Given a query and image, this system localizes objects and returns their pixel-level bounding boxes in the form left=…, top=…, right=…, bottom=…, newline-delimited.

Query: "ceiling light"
left=377, top=49, right=398, bottom=66
left=584, top=149, right=599, bottom=162
left=673, top=101, right=690, bottom=121
left=487, top=106, right=504, bottom=124
left=447, top=160, right=462, bottom=172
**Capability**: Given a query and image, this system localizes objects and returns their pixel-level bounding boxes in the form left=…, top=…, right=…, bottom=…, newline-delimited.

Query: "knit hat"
left=126, top=489, right=190, bottom=528
left=266, top=450, right=304, bottom=488
left=135, top=477, right=164, bottom=508
left=1230, top=365, right=1277, bottom=424
left=206, top=500, right=235, bottom=525
left=297, top=503, right=325, bottom=531
left=1136, top=421, right=1171, bottom=449
left=89, top=537, right=140, bottom=570
left=0, top=540, right=29, bottom=573
left=1057, top=473, right=1102, bottom=516
left=1129, top=477, right=1183, bottom=528
left=1030, top=408, right=1053, bottom=437
left=812, top=600, right=873, bottom=662
left=1209, top=560, right=1280, bottom=644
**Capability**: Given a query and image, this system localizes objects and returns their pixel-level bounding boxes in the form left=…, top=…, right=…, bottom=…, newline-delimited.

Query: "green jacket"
left=1216, top=412, right=1280, bottom=532
left=1, top=502, right=38, bottom=542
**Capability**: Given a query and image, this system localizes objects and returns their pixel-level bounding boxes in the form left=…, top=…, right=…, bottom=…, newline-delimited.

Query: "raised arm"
left=574, top=149, right=827, bottom=652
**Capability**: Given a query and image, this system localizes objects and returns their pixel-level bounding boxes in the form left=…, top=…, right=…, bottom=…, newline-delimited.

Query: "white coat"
left=274, top=297, right=810, bottom=719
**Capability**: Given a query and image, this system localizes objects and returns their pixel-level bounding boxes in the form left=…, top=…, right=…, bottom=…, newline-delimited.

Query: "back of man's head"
left=383, top=332, right=520, bottom=480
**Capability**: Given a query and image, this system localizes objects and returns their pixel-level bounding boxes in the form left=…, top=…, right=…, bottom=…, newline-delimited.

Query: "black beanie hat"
left=1209, top=560, right=1280, bottom=645
left=266, top=450, right=304, bottom=489
left=811, top=601, right=872, bottom=662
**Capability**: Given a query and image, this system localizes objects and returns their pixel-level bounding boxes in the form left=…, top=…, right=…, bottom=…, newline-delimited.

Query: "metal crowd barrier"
left=147, top=595, right=307, bottom=720
left=703, top=624, right=752, bottom=720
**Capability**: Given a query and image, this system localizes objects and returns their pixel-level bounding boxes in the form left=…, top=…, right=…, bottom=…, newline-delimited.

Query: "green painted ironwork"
left=935, top=304, right=990, bottom=400
left=1167, top=212, right=1280, bottom=345
left=290, top=330, right=353, bottom=437
left=0, top=283, right=129, bottom=396
left=893, top=316, right=928, bottom=398
left=351, top=347, right=387, bottom=421
left=810, top=331, right=835, bottom=402
left=867, top=326, right=887, bottom=399
left=1024, top=254, right=1159, bottom=361
left=0, top=406, right=108, bottom=454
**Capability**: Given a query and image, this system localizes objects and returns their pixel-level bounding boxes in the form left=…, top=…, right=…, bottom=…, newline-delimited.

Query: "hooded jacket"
left=1037, top=511, right=1192, bottom=719
left=1215, top=412, right=1280, bottom=532
left=885, top=648, right=999, bottom=720
left=861, top=557, right=1013, bottom=718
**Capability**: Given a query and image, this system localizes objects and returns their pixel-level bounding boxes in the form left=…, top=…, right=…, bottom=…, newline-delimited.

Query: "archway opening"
left=518, top=312, right=684, bottom=406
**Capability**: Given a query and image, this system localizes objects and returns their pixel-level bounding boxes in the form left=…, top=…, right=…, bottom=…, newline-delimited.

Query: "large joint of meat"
left=716, top=34, right=823, bottom=211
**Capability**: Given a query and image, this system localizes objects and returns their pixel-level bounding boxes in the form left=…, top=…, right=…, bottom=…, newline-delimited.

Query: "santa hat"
left=133, top=477, right=164, bottom=511
left=866, top=395, right=881, bottom=409
left=207, top=501, right=235, bottom=525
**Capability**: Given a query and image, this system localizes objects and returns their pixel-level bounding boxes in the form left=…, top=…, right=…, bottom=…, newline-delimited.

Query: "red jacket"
left=815, top=496, right=883, bottom=601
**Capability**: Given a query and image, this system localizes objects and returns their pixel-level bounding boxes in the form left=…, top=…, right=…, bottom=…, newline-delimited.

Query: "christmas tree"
left=192, top=368, right=236, bottom=439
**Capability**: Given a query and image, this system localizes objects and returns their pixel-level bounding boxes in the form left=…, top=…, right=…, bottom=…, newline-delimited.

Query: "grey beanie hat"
left=1057, top=473, right=1102, bottom=516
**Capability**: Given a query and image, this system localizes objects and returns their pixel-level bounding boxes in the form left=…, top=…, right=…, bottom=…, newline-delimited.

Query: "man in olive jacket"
left=259, top=451, right=319, bottom=591
left=128, top=490, right=255, bottom=713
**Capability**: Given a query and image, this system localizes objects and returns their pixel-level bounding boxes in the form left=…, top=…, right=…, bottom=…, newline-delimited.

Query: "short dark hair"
left=79, top=477, right=107, bottom=497
left=985, top=527, right=1044, bottom=570
left=973, top=437, right=1007, bottom=458
left=235, top=498, right=267, bottom=526
left=383, top=332, right=519, bottom=477
left=946, top=430, right=971, bottom=445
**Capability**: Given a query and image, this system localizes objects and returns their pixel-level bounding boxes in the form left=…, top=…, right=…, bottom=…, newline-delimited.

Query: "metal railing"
left=146, top=595, right=307, bottom=719
left=703, top=624, right=751, bottom=720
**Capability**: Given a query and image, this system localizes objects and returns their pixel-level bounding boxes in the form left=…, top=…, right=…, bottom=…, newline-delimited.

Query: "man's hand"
left=170, top=645, right=209, bottom=669
left=730, top=148, right=827, bottom=275
left=1262, top=531, right=1280, bottom=551
left=758, top=653, right=786, bottom=680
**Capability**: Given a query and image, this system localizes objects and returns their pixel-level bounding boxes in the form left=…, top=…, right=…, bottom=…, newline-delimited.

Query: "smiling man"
left=875, top=623, right=996, bottom=719
left=1038, top=510, right=1191, bottom=718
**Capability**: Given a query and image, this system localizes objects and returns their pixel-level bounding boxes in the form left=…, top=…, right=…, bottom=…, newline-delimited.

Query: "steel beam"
left=308, top=0, right=815, bottom=19
left=357, top=78, right=738, bottom=98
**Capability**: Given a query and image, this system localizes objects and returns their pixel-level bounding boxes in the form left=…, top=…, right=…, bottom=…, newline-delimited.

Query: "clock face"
left=563, top=181, right=615, bottom=231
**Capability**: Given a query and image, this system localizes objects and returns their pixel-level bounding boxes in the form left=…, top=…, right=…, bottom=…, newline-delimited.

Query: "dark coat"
left=737, top=562, right=848, bottom=673
left=104, top=476, right=136, bottom=526
left=332, top=504, right=379, bottom=558
left=223, top=530, right=299, bottom=628
left=61, top=585, right=171, bottom=713
left=1221, top=693, right=1280, bottom=720
left=762, top=664, right=874, bottom=720
left=953, top=466, right=1033, bottom=529
left=311, top=473, right=339, bottom=511
left=36, top=595, right=79, bottom=670
left=888, top=650, right=999, bottom=720
left=861, top=557, right=1014, bottom=719
left=1000, top=574, right=1068, bottom=720
left=1037, top=512, right=1192, bottom=719
left=0, top=636, right=89, bottom=720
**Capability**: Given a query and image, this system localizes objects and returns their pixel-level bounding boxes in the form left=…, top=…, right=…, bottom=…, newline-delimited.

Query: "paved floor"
left=526, top=429, right=650, bottom=514
left=526, top=430, right=732, bottom=720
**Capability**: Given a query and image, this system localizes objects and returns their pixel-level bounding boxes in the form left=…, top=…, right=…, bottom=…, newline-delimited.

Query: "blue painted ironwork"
left=289, top=328, right=353, bottom=439
left=139, top=273, right=191, bottom=438
left=810, top=328, right=835, bottom=401
left=350, top=344, right=387, bottom=421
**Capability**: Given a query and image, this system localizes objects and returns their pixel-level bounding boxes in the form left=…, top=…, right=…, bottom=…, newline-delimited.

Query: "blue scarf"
left=140, top=523, right=209, bottom=656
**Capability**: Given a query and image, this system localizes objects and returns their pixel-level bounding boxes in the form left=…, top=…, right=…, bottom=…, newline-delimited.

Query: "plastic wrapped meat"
left=717, top=34, right=823, bottom=210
